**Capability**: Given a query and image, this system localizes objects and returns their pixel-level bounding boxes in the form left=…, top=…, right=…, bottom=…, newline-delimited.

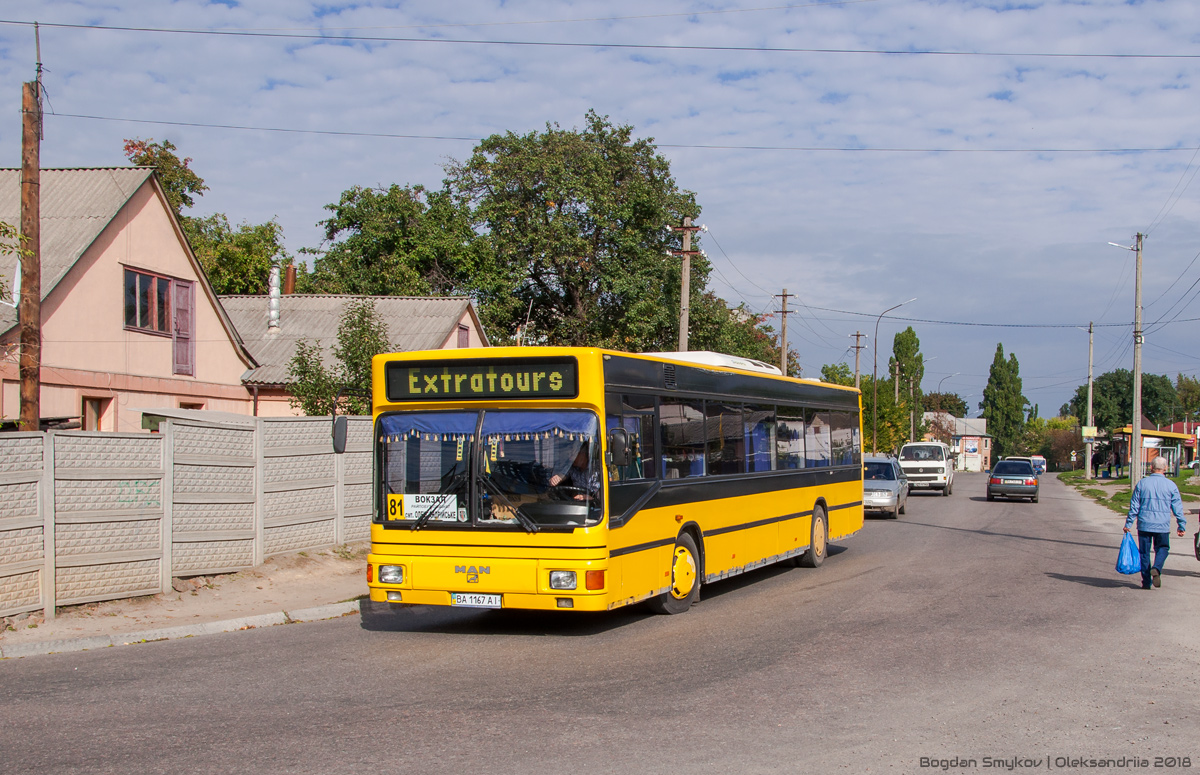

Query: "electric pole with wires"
left=776, top=288, right=792, bottom=376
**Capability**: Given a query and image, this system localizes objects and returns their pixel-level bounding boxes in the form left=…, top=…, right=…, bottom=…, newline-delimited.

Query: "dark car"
left=987, top=460, right=1039, bottom=502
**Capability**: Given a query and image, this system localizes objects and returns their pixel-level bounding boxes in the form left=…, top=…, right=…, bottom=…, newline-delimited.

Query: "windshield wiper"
left=477, top=474, right=539, bottom=533
left=411, top=465, right=470, bottom=531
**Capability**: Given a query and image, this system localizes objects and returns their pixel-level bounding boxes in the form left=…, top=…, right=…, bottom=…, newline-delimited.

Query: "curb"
left=0, top=600, right=360, bottom=660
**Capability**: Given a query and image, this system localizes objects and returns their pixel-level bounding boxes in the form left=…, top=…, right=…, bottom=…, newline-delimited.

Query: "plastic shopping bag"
left=1193, top=531, right=1199, bottom=562
left=1116, top=532, right=1141, bottom=575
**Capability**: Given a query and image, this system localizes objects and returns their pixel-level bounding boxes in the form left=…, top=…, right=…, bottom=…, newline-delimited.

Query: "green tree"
left=184, top=214, right=289, bottom=295
left=1067, top=369, right=1177, bottom=433
left=980, top=343, right=1027, bottom=459
left=287, top=298, right=391, bottom=416
left=124, top=138, right=208, bottom=215
left=889, top=327, right=925, bottom=442
left=689, top=295, right=797, bottom=374
left=445, top=110, right=700, bottom=350
left=820, top=362, right=855, bottom=387
left=1176, top=374, right=1200, bottom=423
left=862, top=374, right=909, bottom=453
left=923, top=391, right=968, bottom=417
left=300, top=183, right=487, bottom=301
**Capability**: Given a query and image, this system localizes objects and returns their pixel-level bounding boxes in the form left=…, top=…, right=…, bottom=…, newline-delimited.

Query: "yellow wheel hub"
left=669, top=544, right=697, bottom=599
left=813, top=517, right=826, bottom=557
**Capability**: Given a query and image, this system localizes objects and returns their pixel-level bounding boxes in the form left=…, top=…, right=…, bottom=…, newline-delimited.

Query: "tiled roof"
left=0, top=168, right=154, bottom=333
left=220, top=294, right=485, bottom=385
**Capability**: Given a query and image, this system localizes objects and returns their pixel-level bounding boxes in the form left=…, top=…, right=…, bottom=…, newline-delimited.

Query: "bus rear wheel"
left=798, top=506, right=828, bottom=568
left=647, top=532, right=700, bottom=615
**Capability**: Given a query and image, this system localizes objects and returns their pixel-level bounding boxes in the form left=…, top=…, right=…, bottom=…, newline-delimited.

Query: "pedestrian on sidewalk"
left=1123, top=456, right=1187, bottom=589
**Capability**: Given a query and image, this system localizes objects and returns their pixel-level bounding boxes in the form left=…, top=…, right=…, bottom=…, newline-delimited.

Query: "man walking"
left=1123, top=456, right=1187, bottom=589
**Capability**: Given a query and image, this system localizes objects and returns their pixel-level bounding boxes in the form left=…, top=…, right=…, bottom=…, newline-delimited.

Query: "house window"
left=124, top=268, right=172, bottom=334
left=457, top=324, right=470, bottom=348
left=123, top=268, right=195, bottom=376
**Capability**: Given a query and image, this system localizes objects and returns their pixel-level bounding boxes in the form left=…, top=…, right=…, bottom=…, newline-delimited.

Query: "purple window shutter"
left=173, top=281, right=194, bottom=375
left=457, top=324, right=470, bottom=348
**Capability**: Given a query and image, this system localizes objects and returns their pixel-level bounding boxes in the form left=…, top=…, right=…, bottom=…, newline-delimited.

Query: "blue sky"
left=2, top=0, right=1199, bottom=417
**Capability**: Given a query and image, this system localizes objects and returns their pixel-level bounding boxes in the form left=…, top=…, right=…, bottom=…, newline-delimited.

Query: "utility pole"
left=19, top=72, right=42, bottom=433
left=894, top=360, right=901, bottom=402
left=909, top=375, right=916, bottom=441
left=1085, top=322, right=1094, bottom=479
left=776, top=288, right=792, bottom=376
left=851, top=331, right=865, bottom=388
left=669, top=217, right=701, bottom=352
left=1131, top=233, right=1145, bottom=488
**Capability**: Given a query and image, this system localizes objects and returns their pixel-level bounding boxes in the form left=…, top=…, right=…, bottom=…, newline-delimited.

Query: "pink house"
left=0, top=168, right=257, bottom=431
left=0, top=168, right=490, bottom=430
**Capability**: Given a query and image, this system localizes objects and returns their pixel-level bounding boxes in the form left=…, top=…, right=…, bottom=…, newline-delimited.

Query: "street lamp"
left=872, top=298, right=917, bottom=454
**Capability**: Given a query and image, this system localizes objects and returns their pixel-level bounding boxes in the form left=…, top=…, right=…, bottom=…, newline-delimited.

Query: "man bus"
left=334, top=347, right=864, bottom=615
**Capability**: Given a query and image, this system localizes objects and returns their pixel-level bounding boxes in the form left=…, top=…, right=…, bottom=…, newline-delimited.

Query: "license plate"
left=450, top=593, right=501, bottom=608
left=1003, top=479, right=1022, bottom=484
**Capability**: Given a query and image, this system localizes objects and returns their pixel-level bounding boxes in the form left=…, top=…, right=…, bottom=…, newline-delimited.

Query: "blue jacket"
left=1124, top=473, right=1186, bottom=533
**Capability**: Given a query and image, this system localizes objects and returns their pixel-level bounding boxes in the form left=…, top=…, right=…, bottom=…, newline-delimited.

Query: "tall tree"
left=980, top=343, right=1027, bottom=458
left=185, top=214, right=289, bottom=295
left=287, top=298, right=391, bottom=416
left=889, top=326, right=925, bottom=441
left=124, top=138, right=208, bottom=215
left=1067, top=369, right=1177, bottom=433
left=862, top=374, right=909, bottom=453
left=444, top=110, right=701, bottom=349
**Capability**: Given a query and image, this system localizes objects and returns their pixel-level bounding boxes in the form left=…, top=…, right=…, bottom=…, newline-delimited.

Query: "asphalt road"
left=4, top=473, right=1200, bottom=775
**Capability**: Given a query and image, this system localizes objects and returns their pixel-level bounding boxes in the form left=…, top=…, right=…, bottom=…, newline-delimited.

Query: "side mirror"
left=332, top=415, right=348, bottom=455
left=607, top=427, right=631, bottom=467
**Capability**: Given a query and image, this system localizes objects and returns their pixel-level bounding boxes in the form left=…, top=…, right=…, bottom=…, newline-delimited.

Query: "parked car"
left=987, top=460, right=1039, bottom=502
left=863, top=455, right=909, bottom=518
left=898, top=441, right=954, bottom=496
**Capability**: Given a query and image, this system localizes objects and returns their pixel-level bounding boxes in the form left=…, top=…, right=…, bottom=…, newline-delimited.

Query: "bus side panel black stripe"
left=610, top=537, right=676, bottom=558
left=703, top=511, right=808, bottom=537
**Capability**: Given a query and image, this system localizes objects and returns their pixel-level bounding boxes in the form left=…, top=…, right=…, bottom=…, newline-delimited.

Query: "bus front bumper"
left=367, top=552, right=610, bottom=612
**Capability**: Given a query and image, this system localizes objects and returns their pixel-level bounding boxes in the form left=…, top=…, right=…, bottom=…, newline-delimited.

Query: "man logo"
left=455, top=565, right=491, bottom=583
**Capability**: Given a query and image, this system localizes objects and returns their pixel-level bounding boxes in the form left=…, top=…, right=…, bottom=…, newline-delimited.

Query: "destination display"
left=385, top=358, right=579, bottom=401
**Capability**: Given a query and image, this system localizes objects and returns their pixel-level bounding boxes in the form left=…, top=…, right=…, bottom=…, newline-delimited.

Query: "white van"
left=898, top=441, right=955, bottom=496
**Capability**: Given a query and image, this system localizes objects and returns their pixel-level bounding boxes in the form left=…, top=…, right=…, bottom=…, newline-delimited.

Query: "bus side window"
left=776, top=408, right=806, bottom=469
left=605, top=394, right=656, bottom=482
left=830, top=410, right=860, bottom=466
left=745, top=404, right=776, bottom=472
left=807, top=410, right=832, bottom=468
left=660, top=397, right=705, bottom=479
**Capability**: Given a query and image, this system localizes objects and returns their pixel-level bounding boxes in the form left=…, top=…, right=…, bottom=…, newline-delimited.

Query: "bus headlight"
left=549, top=571, right=577, bottom=590
left=378, top=565, right=405, bottom=585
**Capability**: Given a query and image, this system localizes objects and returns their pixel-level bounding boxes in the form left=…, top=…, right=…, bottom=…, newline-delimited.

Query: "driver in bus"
left=549, top=441, right=600, bottom=501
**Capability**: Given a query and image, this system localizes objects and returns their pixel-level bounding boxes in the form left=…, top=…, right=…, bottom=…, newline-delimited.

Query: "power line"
left=6, top=19, right=1200, bottom=59
left=46, top=113, right=1200, bottom=156
left=798, top=305, right=1139, bottom=329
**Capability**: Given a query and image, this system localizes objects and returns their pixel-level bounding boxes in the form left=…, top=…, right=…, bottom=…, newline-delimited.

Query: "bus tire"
left=798, top=506, right=828, bottom=568
left=647, top=532, right=701, bottom=615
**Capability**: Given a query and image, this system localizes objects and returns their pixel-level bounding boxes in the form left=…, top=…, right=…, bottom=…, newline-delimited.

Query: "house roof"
left=219, top=294, right=488, bottom=385
left=955, top=417, right=989, bottom=437
left=0, top=167, right=154, bottom=332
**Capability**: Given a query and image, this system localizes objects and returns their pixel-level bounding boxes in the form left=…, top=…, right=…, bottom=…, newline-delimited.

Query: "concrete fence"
left=0, top=413, right=371, bottom=619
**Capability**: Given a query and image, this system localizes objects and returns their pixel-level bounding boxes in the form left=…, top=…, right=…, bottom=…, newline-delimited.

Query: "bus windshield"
left=378, top=409, right=602, bottom=528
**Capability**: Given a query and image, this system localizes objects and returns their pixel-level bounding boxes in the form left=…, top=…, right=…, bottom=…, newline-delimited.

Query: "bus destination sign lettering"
left=386, top=359, right=578, bottom=401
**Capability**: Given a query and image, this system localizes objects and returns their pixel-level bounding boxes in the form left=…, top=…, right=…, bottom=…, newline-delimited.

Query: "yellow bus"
left=337, top=347, right=863, bottom=615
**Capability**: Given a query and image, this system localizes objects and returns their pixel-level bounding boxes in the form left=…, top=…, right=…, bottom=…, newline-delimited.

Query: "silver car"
left=863, top=455, right=909, bottom=518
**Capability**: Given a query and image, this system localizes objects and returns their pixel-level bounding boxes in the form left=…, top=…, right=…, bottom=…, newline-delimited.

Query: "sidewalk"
left=0, top=544, right=369, bottom=659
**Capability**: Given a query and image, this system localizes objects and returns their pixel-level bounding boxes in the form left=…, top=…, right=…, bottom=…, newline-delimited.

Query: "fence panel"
left=0, top=434, right=45, bottom=617
left=51, top=432, right=164, bottom=607
left=261, top=418, right=338, bottom=557
left=169, top=417, right=259, bottom=576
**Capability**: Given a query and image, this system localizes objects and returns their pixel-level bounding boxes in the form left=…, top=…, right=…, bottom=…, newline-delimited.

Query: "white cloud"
left=3, top=0, right=1199, bottom=412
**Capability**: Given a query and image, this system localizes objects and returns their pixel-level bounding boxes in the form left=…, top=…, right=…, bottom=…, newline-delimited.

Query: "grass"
left=1062, top=466, right=1198, bottom=514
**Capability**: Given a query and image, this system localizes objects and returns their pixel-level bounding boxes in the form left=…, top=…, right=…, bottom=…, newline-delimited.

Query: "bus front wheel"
left=647, top=532, right=700, bottom=615
left=798, top=506, right=828, bottom=568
